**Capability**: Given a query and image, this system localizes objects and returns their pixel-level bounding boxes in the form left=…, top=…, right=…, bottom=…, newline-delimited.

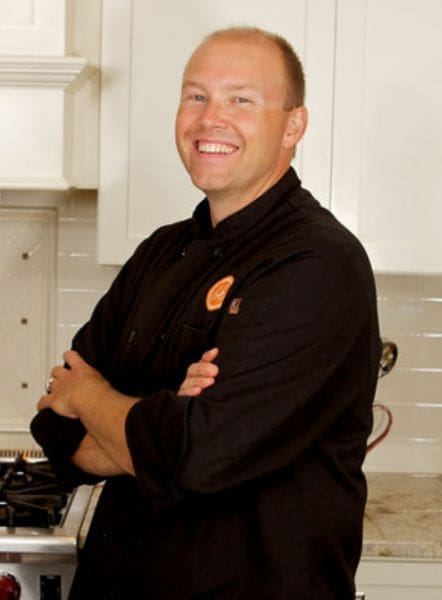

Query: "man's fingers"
left=187, top=348, right=220, bottom=377
left=178, top=384, right=201, bottom=397
left=201, top=347, right=219, bottom=363
left=62, top=349, right=87, bottom=369
left=190, top=376, right=215, bottom=389
left=51, top=365, right=66, bottom=379
left=178, top=376, right=216, bottom=397
left=177, top=347, right=220, bottom=397
left=187, top=361, right=219, bottom=378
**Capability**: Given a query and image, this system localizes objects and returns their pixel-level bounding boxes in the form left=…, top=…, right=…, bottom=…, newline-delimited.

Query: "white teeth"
left=198, top=142, right=236, bottom=154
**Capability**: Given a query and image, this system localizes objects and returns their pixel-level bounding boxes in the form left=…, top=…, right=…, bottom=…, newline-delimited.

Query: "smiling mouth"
left=197, top=141, right=238, bottom=154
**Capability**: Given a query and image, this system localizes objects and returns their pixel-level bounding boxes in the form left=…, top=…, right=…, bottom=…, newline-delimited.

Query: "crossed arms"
left=37, top=348, right=219, bottom=478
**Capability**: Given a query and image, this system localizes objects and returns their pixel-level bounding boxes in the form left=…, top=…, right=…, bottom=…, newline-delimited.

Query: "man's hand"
left=37, top=350, right=138, bottom=476
left=38, top=350, right=112, bottom=419
left=178, top=347, right=220, bottom=396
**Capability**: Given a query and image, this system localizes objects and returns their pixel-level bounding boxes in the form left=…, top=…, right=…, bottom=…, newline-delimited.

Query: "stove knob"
left=0, top=573, right=21, bottom=600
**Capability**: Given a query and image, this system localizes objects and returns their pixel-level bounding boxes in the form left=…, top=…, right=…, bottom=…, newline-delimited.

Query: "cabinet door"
left=98, top=0, right=336, bottom=264
left=0, top=0, right=99, bottom=190
left=332, top=0, right=442, bottom=273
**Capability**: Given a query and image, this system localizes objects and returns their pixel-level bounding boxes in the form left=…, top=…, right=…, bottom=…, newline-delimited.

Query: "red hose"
left=366, top=403, right=393, bottom=452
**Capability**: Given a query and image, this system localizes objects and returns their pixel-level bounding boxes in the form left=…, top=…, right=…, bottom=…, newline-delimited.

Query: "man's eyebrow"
left=225, top=83, right=261, bottom=92
left=181, top=80, right=261, bottom=93
left=181, top=80, right=204, bottom=89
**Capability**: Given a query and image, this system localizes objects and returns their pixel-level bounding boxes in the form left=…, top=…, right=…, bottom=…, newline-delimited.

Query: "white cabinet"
left=97, top=0, right=336, bottom=264
left=331, top=0, right=442, bottom=274
left=0, top=0, right=100, bottom=190
left=98, top=0, right=442, bottom=273
left=356, top=558, right=442, bottom=599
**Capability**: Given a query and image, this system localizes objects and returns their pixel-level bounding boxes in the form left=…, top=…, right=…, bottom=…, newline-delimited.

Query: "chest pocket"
left=152, top=303, right=220, bottom=390
left=149, top=273, right=238, bottom=390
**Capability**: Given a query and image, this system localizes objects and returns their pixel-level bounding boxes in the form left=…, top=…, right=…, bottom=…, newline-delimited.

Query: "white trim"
left=97, top=0, right=134, bottom=264
left=330, top=0, right=367, bottom=235
left=300, top=0, right=337, bottom=207
left=0, top=55, right=94, bottom=89
left=0, top=176, right=73, bottom=191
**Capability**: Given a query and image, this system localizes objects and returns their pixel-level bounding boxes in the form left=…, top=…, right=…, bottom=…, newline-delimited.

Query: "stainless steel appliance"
left=0, top=448, right=95, bottom=600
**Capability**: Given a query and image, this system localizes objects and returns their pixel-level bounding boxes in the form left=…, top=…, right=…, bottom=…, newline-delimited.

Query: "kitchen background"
left=0, top=0, right=441, bottom=478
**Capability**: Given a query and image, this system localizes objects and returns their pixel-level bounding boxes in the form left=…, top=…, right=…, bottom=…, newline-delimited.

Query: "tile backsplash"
left=365, top=275, right=442, bottom=473
left=55, top=195, right=118, bottom=361
left=0, top=207, right=56, bottom=431
left=0, top=189, right=441, bottom=472
left=0, top=189, right=118, bottom=433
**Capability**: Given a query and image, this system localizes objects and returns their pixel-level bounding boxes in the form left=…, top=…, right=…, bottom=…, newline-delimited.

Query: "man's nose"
left=200, top=99, right=227, bottom=128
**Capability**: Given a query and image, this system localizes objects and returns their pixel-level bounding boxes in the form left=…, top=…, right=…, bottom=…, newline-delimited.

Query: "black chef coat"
left=31, top=168, right=381, bottom=600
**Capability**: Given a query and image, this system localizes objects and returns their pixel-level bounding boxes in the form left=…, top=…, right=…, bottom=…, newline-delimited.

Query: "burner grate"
left=0, top=454, right=68, bottom=528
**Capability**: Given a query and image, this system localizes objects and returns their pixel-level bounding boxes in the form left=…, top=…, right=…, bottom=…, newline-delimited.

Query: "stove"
left=0, top=448, right=95, bottom=600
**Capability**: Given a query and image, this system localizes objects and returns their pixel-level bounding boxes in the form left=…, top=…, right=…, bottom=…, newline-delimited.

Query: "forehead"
left=183, top=35, right=286, bottom=85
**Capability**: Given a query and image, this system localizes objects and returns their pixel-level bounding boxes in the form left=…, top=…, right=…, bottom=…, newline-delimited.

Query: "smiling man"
left=175, top=30, right=307, bottom=224
left=32, top=28, right=380, bottom=599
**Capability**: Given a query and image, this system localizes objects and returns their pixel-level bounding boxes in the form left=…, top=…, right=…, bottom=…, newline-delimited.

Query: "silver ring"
left=45, top=377, right=54, bottom=394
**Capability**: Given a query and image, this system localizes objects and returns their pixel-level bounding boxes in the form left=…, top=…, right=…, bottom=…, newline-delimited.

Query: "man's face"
left=175, top=35, right=305, bottom=212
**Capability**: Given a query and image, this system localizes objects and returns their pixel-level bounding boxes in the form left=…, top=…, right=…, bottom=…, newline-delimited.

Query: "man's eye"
left=193, top=94, right=206, bottom=102
left=234, top=96, right=251, bottom=104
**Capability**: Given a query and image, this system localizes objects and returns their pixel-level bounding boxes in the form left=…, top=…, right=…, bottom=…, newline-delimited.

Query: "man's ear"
left=283, top=106, right=308, bottom=149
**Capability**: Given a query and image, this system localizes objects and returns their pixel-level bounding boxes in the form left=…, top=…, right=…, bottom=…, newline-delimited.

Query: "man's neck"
left=208, top=194, right=251, bottom=227
left=205, top=165, right=292, bottom=226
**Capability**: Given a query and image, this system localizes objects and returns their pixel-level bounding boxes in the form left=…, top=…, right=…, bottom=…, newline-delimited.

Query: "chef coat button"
left=213, top=247, right=223, bottom=258
left=181, top=249, right=186, bottom=257
left=128, top=330, right=137, bottom=345
left=160, top=332, right=166, bottom=341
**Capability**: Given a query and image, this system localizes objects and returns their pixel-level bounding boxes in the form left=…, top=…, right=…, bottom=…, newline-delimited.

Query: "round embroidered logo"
left=206, top=276, right=235, bottom=311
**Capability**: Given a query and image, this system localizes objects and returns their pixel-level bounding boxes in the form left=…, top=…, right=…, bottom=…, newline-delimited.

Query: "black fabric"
left=31, top=168, right=381, bottom=599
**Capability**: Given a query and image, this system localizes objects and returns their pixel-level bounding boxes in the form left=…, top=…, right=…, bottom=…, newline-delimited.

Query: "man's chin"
left=190, top=174, right=229, bottom=197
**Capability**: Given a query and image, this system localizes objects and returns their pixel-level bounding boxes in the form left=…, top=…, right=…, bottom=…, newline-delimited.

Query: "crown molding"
left=0, top=55, right=95, bottom=89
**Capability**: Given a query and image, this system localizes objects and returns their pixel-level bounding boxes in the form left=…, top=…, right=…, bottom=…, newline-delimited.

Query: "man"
left=32, top=27, right=380, bottom=599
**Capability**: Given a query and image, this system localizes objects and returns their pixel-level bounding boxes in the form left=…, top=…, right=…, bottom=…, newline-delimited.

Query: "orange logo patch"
left=206, top=276, right=235, bottom=311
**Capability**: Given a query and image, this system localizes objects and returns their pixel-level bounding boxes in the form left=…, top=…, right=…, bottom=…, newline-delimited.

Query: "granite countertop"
left=363, top=472, right=442, bottom=560
left=81, top=474, right=442, bottom=561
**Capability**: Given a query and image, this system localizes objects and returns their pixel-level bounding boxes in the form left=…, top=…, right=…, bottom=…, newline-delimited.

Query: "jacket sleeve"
left=30, top=236, right=154, bottom=488
left=125, top=239, right=381, bottom=509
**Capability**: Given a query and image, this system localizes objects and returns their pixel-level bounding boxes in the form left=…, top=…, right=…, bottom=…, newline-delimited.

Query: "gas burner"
left=0, top=445, right=95, bottom=600
left=0, top=454, right=67, bottom=528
